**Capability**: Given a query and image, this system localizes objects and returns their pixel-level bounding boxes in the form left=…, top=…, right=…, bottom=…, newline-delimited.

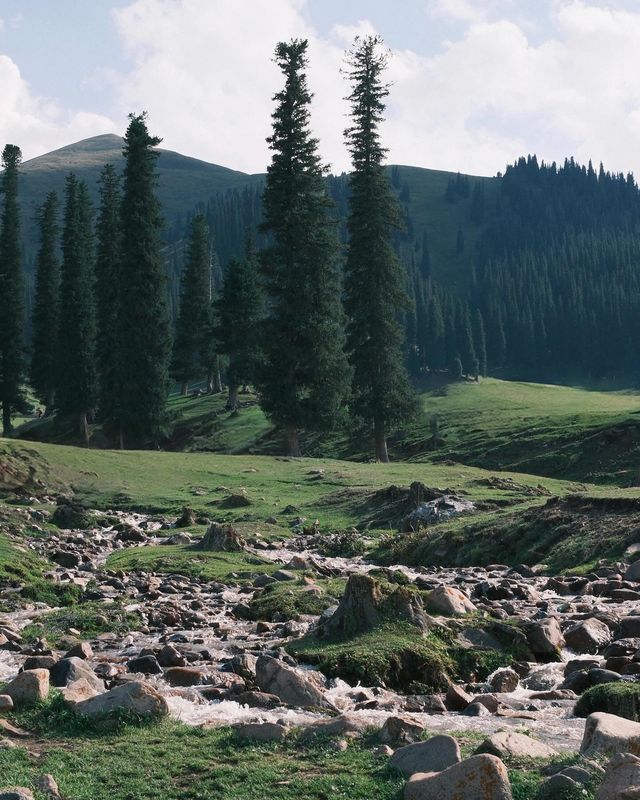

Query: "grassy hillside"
left=16, top=378, right=640, bottom=486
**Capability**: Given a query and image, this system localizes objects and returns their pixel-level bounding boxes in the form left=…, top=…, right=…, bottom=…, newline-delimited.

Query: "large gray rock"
left=3, top=670, right=49, bottom=707
left=50, top=657, right=105, bottom=692
left=581, top=712, right=640, bottom=757
left=390, top=735, right=461, bottom=777
left=74, top=681, right=168, bottom=718
left=405, top=754, right=512, bottom=800
left=597, top=752, right=640, bottom=800
left=427, top=585, right=476, bottom=616
left=526, top=617, right=565, bottom=656
left=380, top=715, right=425, bottom=745
left=565, top=619, right=611, bottom=654
left=255, top=656, right=334, bottom=710
left=236, top=722, right=287, bottom=742
left=489, top=668, right=519, bottom=693
left=626, top=561, right=640, bottom=582
left=476, top=731, right=558, bottom=759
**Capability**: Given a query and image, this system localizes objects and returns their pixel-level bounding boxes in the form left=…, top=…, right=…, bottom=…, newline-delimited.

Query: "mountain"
left=18, top=134, right=263, bottom=256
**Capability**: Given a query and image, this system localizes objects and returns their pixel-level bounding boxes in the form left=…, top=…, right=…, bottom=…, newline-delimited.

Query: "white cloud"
left=429, top=0, right=487, bottom=24
left=0, top=53, right=116, bottom=161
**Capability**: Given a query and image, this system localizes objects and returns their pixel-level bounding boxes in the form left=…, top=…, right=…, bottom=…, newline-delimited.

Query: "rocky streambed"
left=4, top=504, right=640, bottom=797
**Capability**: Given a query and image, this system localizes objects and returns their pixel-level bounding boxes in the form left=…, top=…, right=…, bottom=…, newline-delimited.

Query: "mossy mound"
left=574, top=681, right=640, bottom=721
left=249, top=579, right=342, bottom=622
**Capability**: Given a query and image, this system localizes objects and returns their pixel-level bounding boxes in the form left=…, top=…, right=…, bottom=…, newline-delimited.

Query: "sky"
left=2, top=0, right=640, bottom=176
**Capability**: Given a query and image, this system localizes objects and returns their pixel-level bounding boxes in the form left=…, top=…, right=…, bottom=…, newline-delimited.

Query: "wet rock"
left=52, top=503, right=95, bottom=529
left=301, top=714, right=369, bottom=739
left=445, top=683, right=473, bottom=711
left=427, top=585, right=476, bottom=616
left=234, top=691, right=281, bottom=709
left=74, top=681, right=168, bottom=718
left=379, top=715, right=424, bottom=745
left=525, top=617, right=565, bottom=658
left=475, top=730, right=558, bottom=759
left=604, top=639, right=640, bottom=658
left=255, top=655, right=334, bottom=710
left=626, top=561, right=640, bottom=582
left=157, top=644, right=186, bottom=668
left=565, top=619, right=611, bottom=654
left=163, top=667, right=206, bottom=686
left=404, top=694, right=447, bottom=714
left=390, top=735, right=461, bottom=777
left=581, top=712, right=640, bottom=756
left=230, top=653, right=257, bottom=681
left=489, top=668, right=519, bottom=693
left=198, top=522, right=246, bottom=551
left=3, top=669, right=49, bottom=707
left=236, top=722, right=287, bottom=742
left=50, top=550, right=81, bottom=568
left=588, top=668, right=623, bottom=686
left=404, top=754, right=512, bottom=800
left=560, top=669, right=590, bottom=694
left=619, top=618, right=640, bottom=639
left=126, top=655, right=162, bottom=675
left=463, top=701, right=492, bottom=717
left=597, top=752, right=640, bottom=799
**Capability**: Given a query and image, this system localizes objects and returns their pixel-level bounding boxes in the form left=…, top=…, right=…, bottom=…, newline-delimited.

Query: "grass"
left=248, top=577, right=345, bottom=621
left=1, top=696, right=404, bottom=800
left=20, top=602, right=143, bottom=647
left=106, top=546, right=280, bottom=584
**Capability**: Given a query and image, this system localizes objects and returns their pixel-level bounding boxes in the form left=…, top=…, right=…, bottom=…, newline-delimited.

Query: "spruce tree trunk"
left=286, top=427, right=301, bottom=457
left=374, top=418, right=390, bottom=463
left=2, top=404, right=12, bottom=437
left=180, top=381, right=189, bottom=397
left=79, top=411, right=90, bottom=448
left=212, top=356, right=222, bottom=393
left=227, top=384, right=239, bottom=411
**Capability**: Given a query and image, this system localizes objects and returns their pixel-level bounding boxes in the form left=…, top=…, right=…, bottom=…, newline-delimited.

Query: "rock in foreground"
left=404, top=754, right=512, bottom=800
left=74, top=681, right=168, bottom=718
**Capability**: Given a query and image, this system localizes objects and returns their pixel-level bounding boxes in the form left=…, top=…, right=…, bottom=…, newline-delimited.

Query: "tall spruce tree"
left=171, top=213, right=211, bottom=395
left=0, top=144, right=25, bottom=435
left=343, top=36, right=416, bottom=462
left=57, top=176, right=97, bottom=444
left=216, top=236, right=263, bottom=410
left=117, top=113, right=171, bottom=447
left=258, top=39, right=349, bottom=456
left=31, top=192, right=60, bottom=412
left=95, top=164, right=122, bottom=441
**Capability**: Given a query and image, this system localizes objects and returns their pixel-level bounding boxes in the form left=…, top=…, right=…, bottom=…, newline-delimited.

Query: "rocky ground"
left=4, top=502, right=640, bottom=798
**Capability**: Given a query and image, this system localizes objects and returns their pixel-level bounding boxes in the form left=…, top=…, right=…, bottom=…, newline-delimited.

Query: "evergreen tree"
left=56, top=176, right=97, bottom=444
left=31, top=192, right=60, bottom=412
left=94, top=164, right=122, bottom=440
left=473, top=308, right=487, bottom=377
left=257, top=39, right=349, bottom=456
left=216, top=237, right=263, bottom=410
left=171, top=213, right=211, bottom=395
left=0, top=144, right=25, bottom=435
left=117, top=113, right=172, bottom=447
left=343, top=36, right=416, bottom=462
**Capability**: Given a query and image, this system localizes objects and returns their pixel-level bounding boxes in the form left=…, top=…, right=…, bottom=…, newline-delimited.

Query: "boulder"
left=3, top=669, right=49, bottom=707
left=163, top=667, right=206, bottom=687
left=255, top=655, right=333, bottom=710
left=597, top=752, right=640, bottom=800
left=581, top=712, right=640, bottom=756
left=126, top=655, right=162, bottom=675
left=390, top=735, right=461, bottom=777
left=0, top=790, right=35, bottom=800
left=618, top=618, right=640, bottom=639
left=198, top=522, right=246, bottom=551
left=626, top=561, right=640, bottom=582
left=234, top=691, right=281, bottom=709
left=50, top=657, right=104, bottom=692
left=489, top=668, right=519, bottom=693
left=427, top=585, right=476, bottom=616
left=404, top=754, right=512, bottom=800
left=565, top=619, right=611, bottom=654
left=445, top=683, right=473, bottom=711
left=379, top=715, right=424, bottom=745
left=236, top=722, right=287, bottom=742
left=525, top=617, right=565, bottom=657
left=0, top=695, right=13, bottom=713
left=476, top=731, right=558, bottom=759
left=64, top=641, right=93, bottom=660
left=74, top=681, right=168, bottom=718
left=157, top=644, right=186, bottom=668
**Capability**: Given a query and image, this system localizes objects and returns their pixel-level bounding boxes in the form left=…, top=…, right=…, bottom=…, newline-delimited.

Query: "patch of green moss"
left=575, top=681, right=640, bottom=721
left=21, top=601, right=142, bottom=647
left=249, top=578, right=344, bottom=622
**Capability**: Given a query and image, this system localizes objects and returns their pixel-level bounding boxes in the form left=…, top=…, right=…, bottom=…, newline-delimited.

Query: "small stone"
left=0, top=696, right=13, bottom=713
left=3, top=669, right=49, bottom=707
left=236, top=722, right=287, bottom=742
left=390, top=735, right=461, bottom=777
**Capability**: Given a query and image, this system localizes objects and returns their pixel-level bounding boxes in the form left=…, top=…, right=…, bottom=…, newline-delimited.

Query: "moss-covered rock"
left=574, top=681, right=640, bottom=721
